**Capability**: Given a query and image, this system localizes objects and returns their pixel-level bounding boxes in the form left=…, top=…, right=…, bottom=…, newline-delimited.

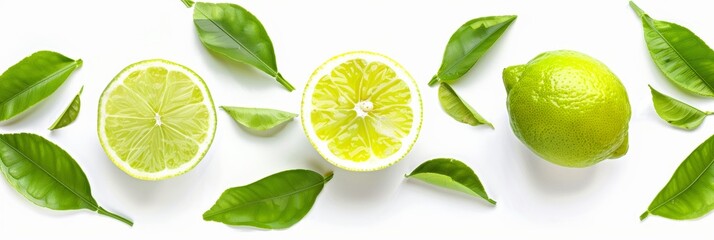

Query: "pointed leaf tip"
left=431, top=15, right=516, bottom=85
left=407, top=158, right=496, bottom=205
left=629, top=2, right=644, bottom=17
left=203, top=169, right=328, bottom=229
left=181, top=0, right=194, bottom=8
left=438, top=83, right=493, bottom=127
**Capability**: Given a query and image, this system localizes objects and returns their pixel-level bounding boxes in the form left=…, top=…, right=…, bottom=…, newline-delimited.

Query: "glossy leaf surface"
left=221, top=106, right=297, bottom=131
left=203, top=169, right=332, bottom=229
left=631, top=2, right=714, bottom=97
left=642, top=134, right=714, bottom=220
left=49, top=86, right=83, bottom=130
left=407, top=158, right=495, bottom=205
left=650, top=85, right=711, bottom=130
left=0, top=133, right=132, bottom=225
left=438, top=83, right=492, bottom=128
left=0, top=51, right=82, bottom=121
left=193, top=2, right=294, bottom=91
left=429, top=15, right=516, bottom=86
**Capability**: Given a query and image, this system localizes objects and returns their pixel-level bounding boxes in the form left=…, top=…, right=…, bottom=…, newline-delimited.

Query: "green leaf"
left=438, top=83, right=493, bottom=128
left=193, top=2, right=294, bottom=91
left=650, top=85, right=712, bottom=130
left=203, top=169, right=332, bottom=229
left=49, top=86, right=83, bottom=130
left=429, top=15, right=516, bottom=86
left=221, top=106, right=297, bottom=131
left=630, top=2, right=714, bottom=97
left=0, top=133, right=132, bottom=226
left=0, top=51, right=82, bottom=121
left=642, top=134, right=714, bottom=220
left=406, top=158, right=496, bottom=205
left=180, top=0, right=194, bottom=8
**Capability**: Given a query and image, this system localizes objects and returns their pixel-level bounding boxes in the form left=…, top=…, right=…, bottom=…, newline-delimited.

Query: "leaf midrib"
left=0, top=136, right=98, bottom=210
left=194, top=5, right=277, bottom=76
left=0, top=60, right=80, bottom=106
left=649, top=150, right=714, bottom=213
left=437, top=20, right=510, bottom=79
left=644, top=16, right=713, bottom=92
left=204, top=178, right=326, bottom=219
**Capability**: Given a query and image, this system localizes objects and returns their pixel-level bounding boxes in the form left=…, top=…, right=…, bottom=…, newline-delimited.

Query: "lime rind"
left=301, top=51, right=423, bottom=171
left=98, top=59, right=217, bottom=180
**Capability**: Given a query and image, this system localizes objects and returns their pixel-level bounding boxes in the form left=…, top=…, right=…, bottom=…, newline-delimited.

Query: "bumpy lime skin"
left=503, top=50, right=631, bottom=168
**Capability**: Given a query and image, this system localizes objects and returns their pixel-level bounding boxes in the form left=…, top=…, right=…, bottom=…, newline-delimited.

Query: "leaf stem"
left=639, top=211, right=649, bottom=221
left=98, top=207, right=133, bottom=226
left=428, top=75, right=440, bottom=86
left=180, top=0, right=195, bottom=8
left=629, top=1, right=646, bottom=18
left=276, top=73, right=295, bottom=92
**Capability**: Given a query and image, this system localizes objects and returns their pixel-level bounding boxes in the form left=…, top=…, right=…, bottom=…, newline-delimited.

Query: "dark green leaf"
left=406, top=158, right=496, bottom=205
left=0, top=133, right=132, bottom=226
left=193, top=2, right=294, bottom=91
left=203, top=169, right=332, bottom=229
left=49, top=86, right=83, bottom=130
left=438, top=83, right=492, bottom=128
left=0, top=51, right=82, bottom=121
left=641, top=134, right=714, bottom=221
left=630, top=2, right=714, bottom=97
left=429, top=15, right=516, bottom=86
left=221, top=106, right=297, bottom=131
left=650, top=85, right=712, bottom=130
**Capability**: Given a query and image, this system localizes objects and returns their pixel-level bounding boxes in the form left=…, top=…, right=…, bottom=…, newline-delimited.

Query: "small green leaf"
left=193, top=2, right=294, bottom=91
left=642, top=133, right=714, bottom=220
left=203, top=169, right=332, bottom=229
left=221, top=106, right=297, bottom=131
left=49, top=86, right=83, bottom=130
left=406, top=158, right=496, bottom=205
left=438, top=83, right=492, bottom=128
left=180, top=0, right=194, bottom=8
left=630, top=2, right=714, bottom=97
left=650, top=85, right=712, bottom=130
left=429, top=15, right=516, bottom=86
left=0, top=51, right=82, bottom=121
left=0, top=133, right=132, bottom=226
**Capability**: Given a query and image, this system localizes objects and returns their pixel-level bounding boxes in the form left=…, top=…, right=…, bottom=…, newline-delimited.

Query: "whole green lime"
left=503, top=50, right=630, bottom=168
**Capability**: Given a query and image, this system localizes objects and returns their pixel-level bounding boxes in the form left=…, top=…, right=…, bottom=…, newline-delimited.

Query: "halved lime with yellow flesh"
left=98, top=59, right=216, bottom=180
left=301, top=51, right=422, bottom=171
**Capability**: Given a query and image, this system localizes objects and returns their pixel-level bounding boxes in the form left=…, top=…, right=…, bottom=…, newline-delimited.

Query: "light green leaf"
left=630, top=2, right=714, bottom=97
left=203, top=169, right=332, bottom=229
left=193, top=2, right=294, bottom=91
left=429, top=15, right=516, bottom=86
left=180, top=0, right=194, bottom=8
left=0, top=133, right=132, bottom=226
left=641, top=133, right=714, bottom=221
left=49, top=86, right=83, bottom=130
left=0, top=51, right=82, bottom=121
left=406, top=158, right=496, bottom=205
left=650, top=85, right=712, bottom=130
left=221, top=106, right=297, bottom=131
left=438, top=83, right=492, bottom=128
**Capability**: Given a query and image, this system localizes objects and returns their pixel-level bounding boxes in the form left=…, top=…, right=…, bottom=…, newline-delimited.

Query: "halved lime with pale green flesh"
left=301, top=51, right=422, bottom=171
left=98, top=59, right=216, bottom=180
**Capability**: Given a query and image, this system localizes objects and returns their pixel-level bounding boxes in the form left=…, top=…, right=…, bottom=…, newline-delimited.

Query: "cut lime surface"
left=301, top=51, right=422, bottom=171
left=98, top=59, right=216, bottom=180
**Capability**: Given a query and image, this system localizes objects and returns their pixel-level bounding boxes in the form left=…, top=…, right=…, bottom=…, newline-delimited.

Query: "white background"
left=1, top=0, right=713, bottom=238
